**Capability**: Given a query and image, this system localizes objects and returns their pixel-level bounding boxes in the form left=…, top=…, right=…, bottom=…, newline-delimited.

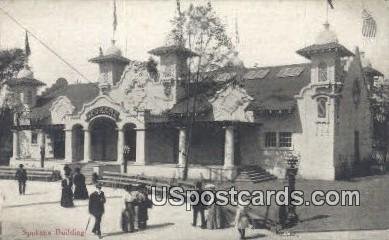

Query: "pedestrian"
left=234, top=205, right=251, bottom=240
left=89, top=183, right=106, bottom=238
left=137, top=184, right=152, bottom=230
left=206, top=186, right=227, bottom=229
left=192, top=181, right=206, bottom=228
left=63, top=164, right=72, bottom=178
left=73, top=168, right=89, bottom=200
left=15, top=164, right=27, bottom=195
left=61, top=173, right=74, bottom=208
left=121, top=184, right=136, bottom=232
left=40, top=145, right=45, bottom=168
left=0, top=189, right=5, bottom=235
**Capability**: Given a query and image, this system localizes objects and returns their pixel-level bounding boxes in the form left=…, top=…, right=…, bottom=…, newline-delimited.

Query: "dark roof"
left=296, top=42, right=354, bottom=59
left=89, top=54, right=130, bottom=64
left=148, top=45, right=199, bottom=57
left=30, top=83, right=99, bottom=121
left=170, top=63, right=311, bottom=114
left=363, top=66, right=384, bottom=77
left=169, top=94, right=213, bottom=115
left=5, top=77, right=46, bottom=87
left=243, top=63, right=311, bottom=111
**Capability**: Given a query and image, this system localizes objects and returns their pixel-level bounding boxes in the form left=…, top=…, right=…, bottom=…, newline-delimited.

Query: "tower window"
left=318, top=62, right=327, bottom=82
left=317, top=97, right=328, bottom=118
left=26, top=90, right=33, bottom=105
left=31, top=131, right=38, bottom=144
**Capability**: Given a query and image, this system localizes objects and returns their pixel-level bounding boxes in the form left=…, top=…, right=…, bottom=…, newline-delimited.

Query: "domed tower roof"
left=315, top=22, right=338, bottom=45
left=105, top=40, right=122, bottom=56
left=17, top=64, right=34, bottom=79
left=360, top=51, right=372, bottom=67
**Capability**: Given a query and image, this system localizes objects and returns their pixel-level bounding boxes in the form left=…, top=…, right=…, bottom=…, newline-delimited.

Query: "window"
left=279, top=132, right=292, bottom=147
left=265, top=132, right=277, bottom=147
left=25, top=90, right=33, bottom=105
left=31, top=131, right=38, bottom=144
left=317, top=97, right=327, bottom=118
left=318, top=62, right=327, bottom=82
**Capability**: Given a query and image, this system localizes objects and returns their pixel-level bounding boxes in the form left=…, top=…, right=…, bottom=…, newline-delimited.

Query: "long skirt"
left=74, top=185, right=89, bottom=200
left=121, top=205, right=136, bottom=232
left=60, top=188, right=74, bottom=208
left=207, top=205, right=227, bottom=229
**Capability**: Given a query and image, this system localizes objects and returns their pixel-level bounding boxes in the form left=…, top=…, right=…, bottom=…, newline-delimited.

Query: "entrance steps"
left=235, top=166, right=277, bottom=183
left=80, top=164, right=97, bottom=184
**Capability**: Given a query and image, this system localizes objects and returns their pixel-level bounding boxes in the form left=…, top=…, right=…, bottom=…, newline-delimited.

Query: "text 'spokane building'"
left=2, top=23, right=383, bottom=181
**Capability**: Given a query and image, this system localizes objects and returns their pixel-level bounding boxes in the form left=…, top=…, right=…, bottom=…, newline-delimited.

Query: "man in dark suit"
left=89, top=183, right=106, bottom=238
left=192, top=181, right=206, bottom=228
left=15, top=164, right=27, bottom=195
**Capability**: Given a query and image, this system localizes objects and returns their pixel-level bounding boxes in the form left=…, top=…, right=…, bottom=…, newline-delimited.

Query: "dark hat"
left=96, top=183, right=103, bottom=189
left=19, top=164, right=24, bottom=168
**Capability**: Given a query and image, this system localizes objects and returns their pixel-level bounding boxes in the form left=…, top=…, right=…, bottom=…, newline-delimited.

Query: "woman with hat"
left=60, top=173, right=74, bottom=208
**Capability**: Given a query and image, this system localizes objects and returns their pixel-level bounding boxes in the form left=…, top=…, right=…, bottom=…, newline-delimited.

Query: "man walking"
left=89, top=183, right=106, bottom=238
left=15, top=164, right=27, bottom=195
left=192, top=181, right=206, bottom=228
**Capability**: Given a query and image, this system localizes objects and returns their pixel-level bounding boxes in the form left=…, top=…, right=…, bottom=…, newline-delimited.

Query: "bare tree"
left=167, top=1, right=237, bottom=180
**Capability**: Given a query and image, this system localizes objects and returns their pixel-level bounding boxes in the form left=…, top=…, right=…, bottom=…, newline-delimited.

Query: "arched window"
left=318, top=62, right=327, bottom=82
left=317, top=97, right=327, bottom=118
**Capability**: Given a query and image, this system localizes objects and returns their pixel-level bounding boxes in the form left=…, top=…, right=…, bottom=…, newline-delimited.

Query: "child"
left=234, top=205, right=250, bottom=240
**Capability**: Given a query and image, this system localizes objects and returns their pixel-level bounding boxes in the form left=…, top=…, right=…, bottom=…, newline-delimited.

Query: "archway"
left=89, top=117, right=117, bottom=161
left=123, top=123, right=136, bottom=162
left=72, top=124, right=84, bottom=161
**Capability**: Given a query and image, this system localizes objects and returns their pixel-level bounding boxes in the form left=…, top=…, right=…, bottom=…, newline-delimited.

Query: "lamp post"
left=123, top=145, right=130, bottom=173
left=286, top=151, right=299, bottom=227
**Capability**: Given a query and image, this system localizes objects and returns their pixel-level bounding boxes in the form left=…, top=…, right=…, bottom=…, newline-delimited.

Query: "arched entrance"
left=123, top=123, right=136, bottom=162
left=89, top=117, right=117, bottom=161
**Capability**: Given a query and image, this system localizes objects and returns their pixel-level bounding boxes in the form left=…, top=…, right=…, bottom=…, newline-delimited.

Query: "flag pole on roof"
left=326, top=0, right=334, bottom=23
left=113, top=0, right=117, bottom=40
left=25, top=30, right=31, bottom=63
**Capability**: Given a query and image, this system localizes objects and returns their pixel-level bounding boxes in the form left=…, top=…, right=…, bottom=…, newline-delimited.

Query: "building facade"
left=0, top=24, right=383, bottom=181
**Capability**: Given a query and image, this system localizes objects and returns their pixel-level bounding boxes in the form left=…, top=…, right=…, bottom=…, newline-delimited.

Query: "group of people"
left=191, top=181, right=252, bottom=240
left=121, top=184, right=153, bottom=232
left=61, top=165, right=89, bottom=208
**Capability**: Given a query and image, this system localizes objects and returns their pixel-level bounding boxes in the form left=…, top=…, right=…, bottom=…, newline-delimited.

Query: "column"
left=64, top=129, right=72, bottom=163
left=83, top=129, right=91, bottom=162
left=117, top=128, right=124, bottom=165
left=223, top=126, right=235, bottom=169
left=12, top=130, right=19, bottom=160
left=135, top=128, right=146, bottom=165
left=177, top=128, right=187, bottom=167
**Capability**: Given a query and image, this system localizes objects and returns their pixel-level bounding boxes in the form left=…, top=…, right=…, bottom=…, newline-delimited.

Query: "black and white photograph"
left=0, top=0, right=388, bottom=239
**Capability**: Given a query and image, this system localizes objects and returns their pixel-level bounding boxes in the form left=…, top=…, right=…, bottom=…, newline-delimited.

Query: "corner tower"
left=148, top=45, right=198, bottom=103
left=89, top=40, right=130, bottom=91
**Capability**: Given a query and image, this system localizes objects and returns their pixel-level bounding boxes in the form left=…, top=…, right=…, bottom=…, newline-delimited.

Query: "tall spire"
left=25, top=30, right=31, bottom=64
left=235, top=15, right=240, bottom=52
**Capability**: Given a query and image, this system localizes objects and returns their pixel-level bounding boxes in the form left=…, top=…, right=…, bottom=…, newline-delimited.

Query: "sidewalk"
left=0, top=180, right=387, bottom=240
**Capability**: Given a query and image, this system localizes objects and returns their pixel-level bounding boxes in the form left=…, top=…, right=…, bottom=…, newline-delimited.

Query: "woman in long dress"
left=137, top=185, right=152, bottom=229
left=73, top=168, right=89, bottom=200
left=235, top=205, right=250, bottom=240
left=60, top=174, right=74, bottom=208
left=206, top=186, right=227, bottom=229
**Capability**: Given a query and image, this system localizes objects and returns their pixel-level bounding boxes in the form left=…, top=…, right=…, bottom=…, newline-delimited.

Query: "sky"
left=0, top=0, right=388, bottom=87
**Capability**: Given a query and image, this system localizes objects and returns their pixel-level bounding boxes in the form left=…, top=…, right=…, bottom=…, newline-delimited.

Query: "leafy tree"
left=167, top=1, right=235, bottom=72
left=0, top=48, right=26, bottom=82
left=166, top=2, right=238, bottom=180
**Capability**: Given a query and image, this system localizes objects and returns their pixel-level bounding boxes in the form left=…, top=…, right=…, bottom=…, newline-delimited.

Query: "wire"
left=0, top=6, right=91, bottom=82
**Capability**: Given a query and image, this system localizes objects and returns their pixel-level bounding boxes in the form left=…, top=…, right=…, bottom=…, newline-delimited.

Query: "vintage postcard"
left=0, top=0, right=388, bottom=239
